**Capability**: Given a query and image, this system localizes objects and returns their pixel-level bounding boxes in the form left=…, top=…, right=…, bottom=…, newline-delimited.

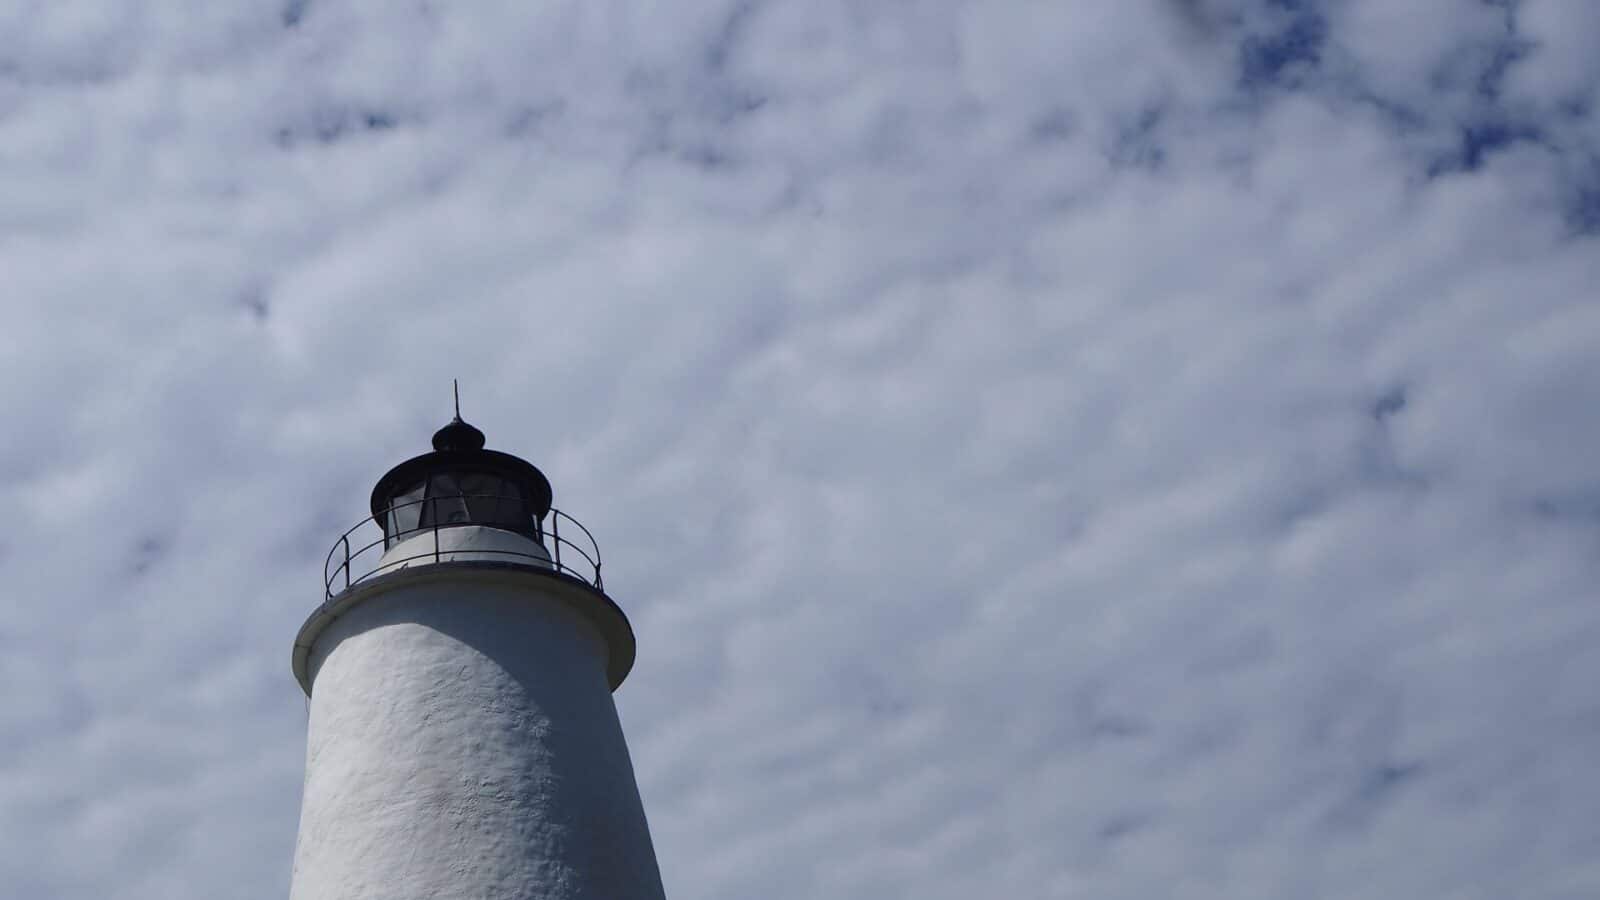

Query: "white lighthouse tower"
left=288, top=404, right=666, bottom=899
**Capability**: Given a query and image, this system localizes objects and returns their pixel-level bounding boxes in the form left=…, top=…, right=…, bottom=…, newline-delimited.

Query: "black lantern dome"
left=369, top=410, right=553, bottom=546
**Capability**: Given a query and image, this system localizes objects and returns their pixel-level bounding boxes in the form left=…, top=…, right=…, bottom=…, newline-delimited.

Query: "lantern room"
left=368, top=413, right=554, bottom=549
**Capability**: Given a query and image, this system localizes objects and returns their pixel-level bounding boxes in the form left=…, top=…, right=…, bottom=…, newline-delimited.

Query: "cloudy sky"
left=2, top=0, right=1598, bottom=897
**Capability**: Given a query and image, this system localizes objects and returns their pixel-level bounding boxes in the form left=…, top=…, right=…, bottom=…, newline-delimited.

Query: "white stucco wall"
left=374, top=525, right=553, bottom=575
left=289, top=575, right=665, bottom=900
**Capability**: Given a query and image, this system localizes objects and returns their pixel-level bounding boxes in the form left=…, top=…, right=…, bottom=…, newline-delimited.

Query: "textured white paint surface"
left=290, top=574, right=665, bottom=900
left=375, top=525, right=553, bottom=574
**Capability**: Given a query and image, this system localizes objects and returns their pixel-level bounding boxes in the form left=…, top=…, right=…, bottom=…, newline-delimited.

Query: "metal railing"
left=323, top=494, right=603, bottom=600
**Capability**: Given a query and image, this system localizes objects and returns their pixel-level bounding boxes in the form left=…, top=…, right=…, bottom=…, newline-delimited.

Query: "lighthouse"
left=288, top=403, right=666, bottom=899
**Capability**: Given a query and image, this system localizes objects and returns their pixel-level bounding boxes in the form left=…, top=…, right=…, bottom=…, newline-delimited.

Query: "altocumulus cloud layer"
left=1, top=1, right=1597, bottom=897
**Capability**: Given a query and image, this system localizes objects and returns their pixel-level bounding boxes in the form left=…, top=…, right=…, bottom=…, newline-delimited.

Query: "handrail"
left=321, top=494, right=606, bottom=600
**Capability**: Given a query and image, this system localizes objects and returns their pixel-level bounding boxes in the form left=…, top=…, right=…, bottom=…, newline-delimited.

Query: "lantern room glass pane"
left=384, top=469, right=530, bottom=546
left=460, top=470, right=508, bottom=518
left=387, top=482, right=427, bottom=538
left=497, top=487, right=526, bottom=527
left=423, top=472, right=470, bottom=526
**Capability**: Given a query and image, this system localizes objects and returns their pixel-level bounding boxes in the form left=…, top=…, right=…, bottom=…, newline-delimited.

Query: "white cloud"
left=0, top=2, right=1596, bottom=898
